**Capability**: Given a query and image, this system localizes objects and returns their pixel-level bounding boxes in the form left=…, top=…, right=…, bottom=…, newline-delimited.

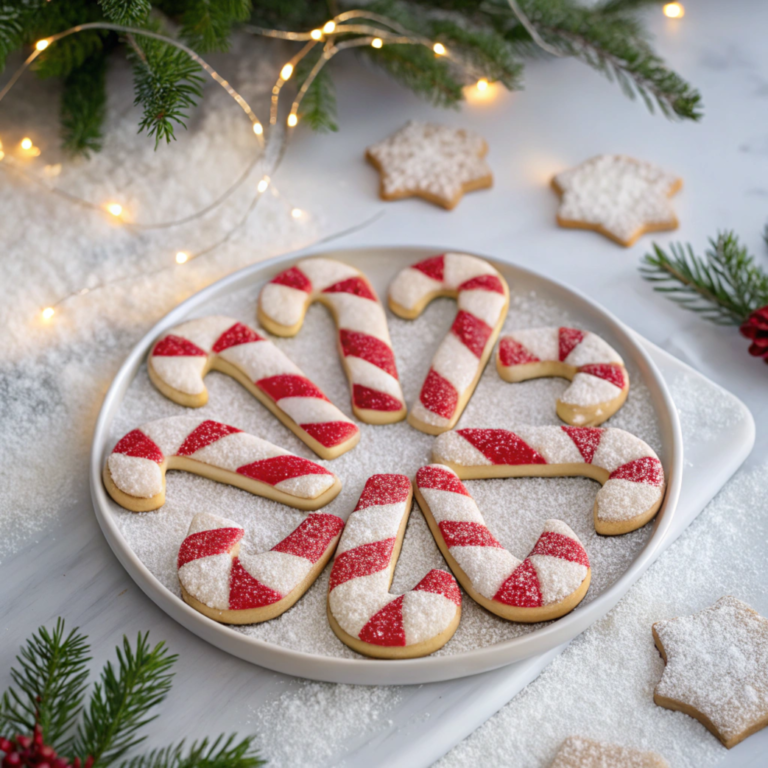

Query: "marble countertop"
left=1, top=0, right=766, bottom=765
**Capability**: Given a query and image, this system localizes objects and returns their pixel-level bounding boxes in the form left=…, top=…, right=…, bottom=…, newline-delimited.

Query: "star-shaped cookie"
left=653, top=596, right=768, bottom=749
left=550, top=736, right=669, bottom=767
left=365, top=121, right=493, bottom=210
left=552, top=155, right=682, bottom=247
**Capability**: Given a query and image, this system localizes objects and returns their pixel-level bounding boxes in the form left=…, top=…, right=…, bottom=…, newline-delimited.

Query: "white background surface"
left=1, top=0, right=767, bottom=765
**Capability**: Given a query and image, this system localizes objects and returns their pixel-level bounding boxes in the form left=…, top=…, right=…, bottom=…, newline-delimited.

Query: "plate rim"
left=90, top=244, right=683, bottom=685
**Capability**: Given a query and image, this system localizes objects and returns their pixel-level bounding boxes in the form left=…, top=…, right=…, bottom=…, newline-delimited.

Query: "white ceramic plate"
left=90, top=246, right=682, bottom=685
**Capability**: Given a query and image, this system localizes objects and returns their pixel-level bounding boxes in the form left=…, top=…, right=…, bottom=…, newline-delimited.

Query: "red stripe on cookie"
left=411, top=255, right=444, bottom=282
left=271, top=266, right=311, bottom=292
left=353, top=384, right=403, bottom=412
left=561, top=426, right=603, bottom=464
left=329, top=538, right=396, bottom=590
left=153, top=335, right=207, bottom=357
left=413, top=569, right=462, bottom=606
left=458, top=274, right=505, bottom=294
left=112, top=430, right=164, bottom=462
left=228, top=560, right=283, bottom=609
left=237, top=455, right=331, bottom=486
left=438, top=521, right=502, bottom=549
left=610, top=457, right=664, bottom=486
left=580, top=363, right=627, bottom=390
left=358, top=596, right=406, bottom=647
left=419, top=368, right=458, bottom=419
left=451, top=311, right=493, bottom=358
left=177, top=420, right=242, bottom=456
left=416, top=465, right=470, bottom=496
left=456, top=429, right=547, bottom=466
left=355, top=474, right=412, bottom=511
left=494, top=560, right=542, bottom=607
left=530, top=531, right=590, bottom=568
left=499, top=337, right=540, bottom=367
left=272, top=513, right=344, bottom=563
left=177, top=528, right=243, bottom=568
left=300, top=421, right=359, bottom=448
left=256, top=374, right=328, bottom=402
left=212, top=322, right=264, bottom=352
left=339, top=329, right=398, bottom=377
left=322, top=276, right=377, bottom=301
left=559, top=327, right=585, bottom=362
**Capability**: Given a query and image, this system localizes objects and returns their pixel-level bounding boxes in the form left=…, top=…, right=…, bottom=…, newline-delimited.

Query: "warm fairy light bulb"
left=280, top=63, right=294, bottom=80
left=310, top=29, right=322, bottom=40
left=106, top=203, right=123, bottom=217
left=371, top=37, right=383, bottom=49
left=42, top=307, right=55, bottom=320
left=476, top=79, right=488, bottom=91
left=291, top=208, right=303, bottom=218
left=433, top=42, right=446, bottom=56
left=287, top=114, right=298, bottom=127
left=257, top=177, right=270, bottom=193
left=175, top=251, right=189, bottom=264
left=323, top=21, right=336, bottom=34
left=20, top=137, right=32, bottom=150
left=663, top=3, right=684, bottom=18
left=36, top=39, right=49, bottom=51
left=253, top=122, right=263, bottom=135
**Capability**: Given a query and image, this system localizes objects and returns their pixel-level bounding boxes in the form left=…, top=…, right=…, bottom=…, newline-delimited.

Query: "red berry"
left=38, top=763, right=52, bottom=768
left=0, top=739, right=11, bottom=752
left=2, top=753, right=22, bottom=767
left=14, top=737, right=30, bottom=750
left=39, top=746, right=56, bottom=759
left=51, top=759, right=69, bottom=768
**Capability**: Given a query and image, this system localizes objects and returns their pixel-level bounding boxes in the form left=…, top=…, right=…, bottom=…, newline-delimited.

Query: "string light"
left=291, top=208, right=303, bottom=218
left=433, top=42, right=446, bottom=56
left=106, top=203, right=123, bottom=217
left=476, top=78, right=488, bottom=91
left=41, top=307, right=55, bottom=320
left=20, top=137, right=32, bottom=150
left=280, top=63, right=294, bottom=80
left=175, top=251, right=189, bottom=264
left=35, top=39, right=49, bottom=51
left=252, top=122, right=263, bottom=135
left=371, top=37, right=383, bottom=48
left=257, top=177, right=270, bottom=193
left=663, top=3, right=684, bottom=18
left=310, top=29, right=322, bottom=40
left=323, top=21, right=336, bottom=34
left=287, top=114, right=298, bottom=127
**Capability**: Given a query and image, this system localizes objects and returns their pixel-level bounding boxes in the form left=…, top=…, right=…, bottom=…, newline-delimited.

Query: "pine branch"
left=0, top=619, right=90, bottom=750
left=127, top=29, right=204, bottom=148
left=119, top=735, right=265, bottom=768
left=99, top=0, right=152, bottom=25
left=295, top=54, right=338, bottom=132
left=61, top=53, right=108, bottom=156
left=179, top=0, right=251, bottom=53
left=640, top=232, right=768, bottom=325
left=72, top=633, right=176, bottom=767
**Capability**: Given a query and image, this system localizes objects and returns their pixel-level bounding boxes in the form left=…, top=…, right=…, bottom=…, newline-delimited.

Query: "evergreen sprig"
left=0, top=619, right=90, bottom=751
left=640, top=232, right=768, bottom=325
left=99, top=0, right=152, bottom=26
left=295, top=54, right=338, bottom=132
left=72, top=633, right=176, bottom=766
left=0, top=620, right=264, bottom=768
left=61, top=54, right=109, bottom=156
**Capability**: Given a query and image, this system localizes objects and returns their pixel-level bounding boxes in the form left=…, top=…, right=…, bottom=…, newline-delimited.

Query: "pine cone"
left=740, top=305, right=768, bottom=363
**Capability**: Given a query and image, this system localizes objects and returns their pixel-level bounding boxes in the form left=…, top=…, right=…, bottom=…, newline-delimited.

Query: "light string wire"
left=1, top=12, right=492, bottom=319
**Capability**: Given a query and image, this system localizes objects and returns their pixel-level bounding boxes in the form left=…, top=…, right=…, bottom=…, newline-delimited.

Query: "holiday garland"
left=0, top=0, right=702, bottom=156
left=640, top=231, right=768, bottom=364
left=0, top=620, right=264, bottom=768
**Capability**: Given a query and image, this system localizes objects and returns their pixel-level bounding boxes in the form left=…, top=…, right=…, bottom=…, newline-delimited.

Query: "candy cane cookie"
left=497, top=327, right=629, bottom=426
left=257, top=258, right=406, bottom=424
left=414, top=465, right=590, bottom=622
left=432, top=426, right=665, bottom=535
left=388, top=253, right=509, bottom=434
left=148, top=316, right=359, bottom=460
left=178, top=510, right=344, bottom=624
left=104, top=416, right=341, bottom=513
left=327, top=474, right=461, bottom=659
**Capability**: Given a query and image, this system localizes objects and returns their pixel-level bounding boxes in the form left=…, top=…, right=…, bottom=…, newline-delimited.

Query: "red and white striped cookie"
left=257, top=258, right=406, bottom=424
left=414, top=465, right=590, bottom=623
left=388, top=253, right=509, bottom=434
left=148, top=316, right=359, bottom=460
left=104, top=416, right=342, bottom=513
left=327, top=474, right=461, bottom=659
left=178, top=509, right=344, bottom=624
left=432, top=426, right=665, bottom=535
left=497, top=327, right=629, bottom=426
